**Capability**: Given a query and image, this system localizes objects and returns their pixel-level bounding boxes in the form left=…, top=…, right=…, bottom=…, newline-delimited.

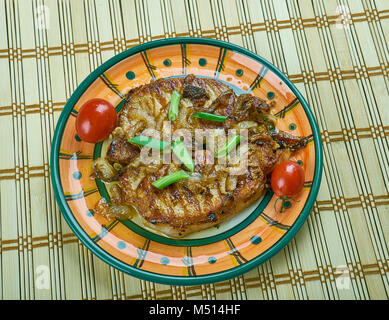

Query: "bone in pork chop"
left=93, top=75, right=309, bottom=237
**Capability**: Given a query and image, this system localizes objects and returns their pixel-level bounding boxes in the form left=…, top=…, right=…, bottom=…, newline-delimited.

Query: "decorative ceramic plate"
left=51, top=38, right=323, bottom=285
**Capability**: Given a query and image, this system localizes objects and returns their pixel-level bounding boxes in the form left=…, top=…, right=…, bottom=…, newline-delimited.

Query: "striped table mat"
left=0, top=0, right=388, bottom=300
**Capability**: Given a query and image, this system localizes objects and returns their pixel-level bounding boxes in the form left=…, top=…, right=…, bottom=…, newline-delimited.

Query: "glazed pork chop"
left=93, top=75, right=309, bottom=237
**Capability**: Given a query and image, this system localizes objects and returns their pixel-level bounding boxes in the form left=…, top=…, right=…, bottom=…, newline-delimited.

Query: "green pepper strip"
left=151, top=170, right=190, bottom=189
left=191, top=112, right=227, bottom=122
left=214, top=135, right=241, bottom=158
left=129, top=135, right=170, bottom=150
left=171, top=138, right=195, bottom=172
left=168, top=90, right=181, bottom=121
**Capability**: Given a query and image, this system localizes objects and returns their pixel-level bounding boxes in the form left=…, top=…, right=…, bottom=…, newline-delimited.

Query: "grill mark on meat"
left=158, top=187, right=177, bottom=220
left=208, top=188, right=223, bottom=215
left=193, top=190, right=207, bottom=219
left=164, top=186, right=186, bottom=218
left=149, top=190, right=170, bottom=222
left=169, top=185, right=183, bottom=205
left=181, top=185, right=202, bottom=218
left=177, top=189, right=197, bottom=224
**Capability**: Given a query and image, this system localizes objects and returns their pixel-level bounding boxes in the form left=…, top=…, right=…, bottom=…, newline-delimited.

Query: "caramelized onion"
left=235, top=121, right=258, bottom=129
left=108, top=204, right=134, bottom=220
left=92, top=158, right=117, bottom=181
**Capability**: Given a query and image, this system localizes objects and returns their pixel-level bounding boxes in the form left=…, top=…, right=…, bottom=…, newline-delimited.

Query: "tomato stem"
left=274, top=195, right=300, bottom=213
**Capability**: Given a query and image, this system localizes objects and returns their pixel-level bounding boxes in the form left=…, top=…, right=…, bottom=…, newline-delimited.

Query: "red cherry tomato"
left=271, top=160, right=305, bottom=197
left=75, top=98, right=117, bottom=143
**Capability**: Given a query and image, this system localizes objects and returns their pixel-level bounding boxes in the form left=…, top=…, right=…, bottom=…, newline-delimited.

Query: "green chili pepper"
left=129, top=135, right=170, bottom=150
left=171, top=138, right=195, bottom=172
left=214, top=135, right=241, bottom=158
left=191, top=112, right=227, bottom=122
left=152, top=170, right=190, bottom=189
left=168, top=90, right=181, bottom=121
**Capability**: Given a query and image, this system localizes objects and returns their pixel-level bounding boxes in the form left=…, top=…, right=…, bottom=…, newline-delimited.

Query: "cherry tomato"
left=75, top=98, right=117, bottom=143
left=271, top=160, right=305, bottom=197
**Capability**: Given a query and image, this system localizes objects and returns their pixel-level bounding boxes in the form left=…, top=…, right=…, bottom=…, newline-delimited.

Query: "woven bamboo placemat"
left=0, top=0, right=388, bottom=300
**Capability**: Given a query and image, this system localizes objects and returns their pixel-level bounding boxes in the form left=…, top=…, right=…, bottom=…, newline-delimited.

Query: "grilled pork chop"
left=93, top=75, right=309, bottom=237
